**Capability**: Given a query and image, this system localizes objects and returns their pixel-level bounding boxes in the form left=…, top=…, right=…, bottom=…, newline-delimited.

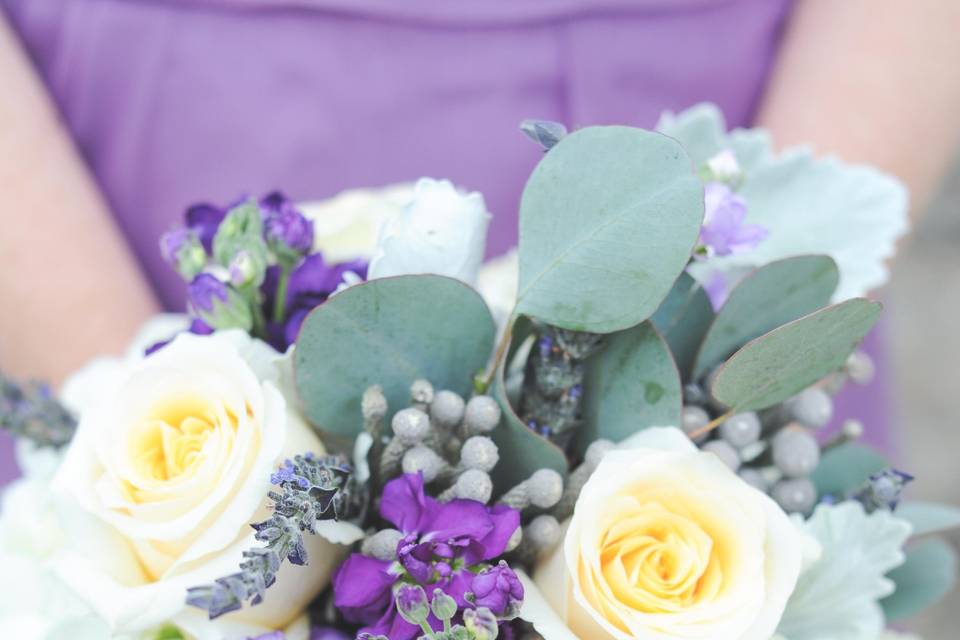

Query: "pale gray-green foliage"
left=811, top=443, right=889, bottom=498
left=880, top=538, right=958, bottom=621
left=657, top=103, right=908, bottom=302
left=517, top=126, right=704, bottom=333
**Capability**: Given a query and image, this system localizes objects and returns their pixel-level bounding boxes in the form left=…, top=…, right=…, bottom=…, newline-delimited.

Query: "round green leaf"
left=294, top=275, right=496, bottom=438
left=811, top=442, right=889, bottom=497
left=517, top=126, right=704, bottom=333
left=692, top=255, right=839, bottom=380
left=896, top=501, right=960, bottom=537
left=574, top=322, right=682, bottom=455
left=710, top=298, right=881, bottom=412
left=881, top=538, right=958, bottom=621
left=650, top=272, right=714, bottom=380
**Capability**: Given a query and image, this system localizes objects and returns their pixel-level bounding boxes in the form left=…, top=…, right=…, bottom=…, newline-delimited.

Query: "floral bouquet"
left=2, top=104, right=957, bottom=640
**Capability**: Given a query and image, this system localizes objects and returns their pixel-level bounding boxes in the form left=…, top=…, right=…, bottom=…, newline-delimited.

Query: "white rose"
left=50, top=329, right=347, bottom=638
left=476, top=248, right=519, bottom=330
left=524, top=427, right=802, bottom=640
left=299, top=183, right=414, bottom=262
left=367, top=177, right=492, bottom=285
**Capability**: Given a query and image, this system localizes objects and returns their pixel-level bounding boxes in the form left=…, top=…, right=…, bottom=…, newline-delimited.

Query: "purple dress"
left=1, top=0, right=892, bottom=483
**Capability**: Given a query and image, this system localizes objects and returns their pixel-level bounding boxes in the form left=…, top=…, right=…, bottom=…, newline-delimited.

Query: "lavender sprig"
left=0, top=373, right=76, bottom=448
left=519, top=324, right=605, bottom=449
left=187, top=453, right=362, bottom=619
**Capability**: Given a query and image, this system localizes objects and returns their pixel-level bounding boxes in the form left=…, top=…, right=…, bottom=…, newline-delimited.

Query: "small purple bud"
left=698, top=182, right=768, bottom=258
left=469, top=560, right=524, bottom=617
left=188, top=273, right=229, bottom=313
left=160, top=227, right=206, bottom=280
left=187, top=273, right=253, bottom=331
left=395, top=584, right=430, bottom=625
left=261, top=191, right=314, bottom=260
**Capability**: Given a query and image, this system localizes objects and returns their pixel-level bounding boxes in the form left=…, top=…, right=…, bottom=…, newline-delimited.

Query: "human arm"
left=757, top=0, right=960, bottom=217
left=0, top=16, right=160, bottom=385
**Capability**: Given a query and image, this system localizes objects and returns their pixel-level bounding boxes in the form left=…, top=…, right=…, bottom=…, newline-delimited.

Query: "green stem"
left=418, top=621, right=436, bottom=638
left=272, top=265, right=292, bottom=325
left=479, top=312, right=517, bottom=392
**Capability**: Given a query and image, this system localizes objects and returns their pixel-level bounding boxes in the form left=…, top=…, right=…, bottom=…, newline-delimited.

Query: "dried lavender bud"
left=851, top=468, right=913, bottom=512
left=361, top=528, right=404, bottom=562
left=784, top=388, right=833, bottom=429
left=738, top=468, right=769, bottom=492
left=458, top=436, right=499, bottom=473
left=719, top=412, right=761, bottom=448
left=771, top=429, right=820, bottom=478
left=462, top=395, right=502, bottom=437
left=520, top=119, right=568, bottom=151
left=681, top=405, right=710, bottom=443
left=439, top=469, right=493, bottom=503
left=0, top=374, right=76, bottom=448
left=702, top=440, right=741, bottom=471
left=520, top=325, right=605, bottom=447
left=772, top=477, right=816, bottom=514
left=431, top=390, right=466, bottom=430
left=402, top=445, right=451, bottom=483
left=187, top=453, right=357, bottom=619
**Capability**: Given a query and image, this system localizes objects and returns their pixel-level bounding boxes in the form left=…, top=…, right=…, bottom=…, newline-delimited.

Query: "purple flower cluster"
left=333, top=473, right=522, bottom=640
left=159, top=192, right=367, bottom=351
left=698, top=182, right=768, bottom=258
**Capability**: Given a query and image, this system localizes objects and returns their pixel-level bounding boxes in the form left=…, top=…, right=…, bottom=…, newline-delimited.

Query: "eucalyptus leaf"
left=710, top=298, right=881, bottom=412
left=691, top=255, right=839, bottom=380
left=574, top=322, right=682, bottom=455
left=880, top=538, right=958, bottom=621
left=811, top=442, right=889, bottom=498
left=294, top=275, right=496, bottom=438
left=896, top=501, right=960, bottom=537
left=490, top=326, right=568, bottom=495
left=517, top=126, right=704, bottom=333
left=650, top=273, right=714, bottom=380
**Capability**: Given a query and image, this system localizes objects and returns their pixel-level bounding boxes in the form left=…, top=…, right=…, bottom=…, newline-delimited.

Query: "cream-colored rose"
left=299, top=183, right=414, bottom=262
left=51, top=330, right=348, bottom=639
left=527, top=427, right=802, bottom=640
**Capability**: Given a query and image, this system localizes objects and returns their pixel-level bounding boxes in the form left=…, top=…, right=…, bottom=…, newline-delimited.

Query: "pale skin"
left=2, top=0, right=960, bottom=385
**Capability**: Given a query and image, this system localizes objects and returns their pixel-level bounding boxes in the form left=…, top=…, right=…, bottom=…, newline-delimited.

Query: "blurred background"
left=890, top=156, right=960, bottom=637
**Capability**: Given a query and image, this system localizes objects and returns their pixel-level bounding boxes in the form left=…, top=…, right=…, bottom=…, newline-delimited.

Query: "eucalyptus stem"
left=273, top=264, right=292, bottom=324
left=479, top=315, right=516, bottom=392
left=688, top=410, right=732, bottom=441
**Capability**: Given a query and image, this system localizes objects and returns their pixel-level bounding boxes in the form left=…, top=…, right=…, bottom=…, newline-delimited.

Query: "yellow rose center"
left=125, top=395, right=242, bottom=502
left=601, top=504, right=722, bottom=612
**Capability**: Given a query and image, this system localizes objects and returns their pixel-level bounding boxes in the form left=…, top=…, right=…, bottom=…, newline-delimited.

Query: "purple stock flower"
left=185, top=203, right=227, bottom=253
left=698, top=183, right=768, bottom=257
left=188, top=273, right=229, bottom=313
left=310, top=629, right=351, bottom=640
left=333, top=473, right=520, bottom=640
left=703, top=270, right=729, bottom=311
left=470, top=560, right=524, bottom=616
left=261, top=191, right=315, bottom=257
left=262, top=254, right=368, bottom=350
left=159, top=227, right=192, bottom=264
